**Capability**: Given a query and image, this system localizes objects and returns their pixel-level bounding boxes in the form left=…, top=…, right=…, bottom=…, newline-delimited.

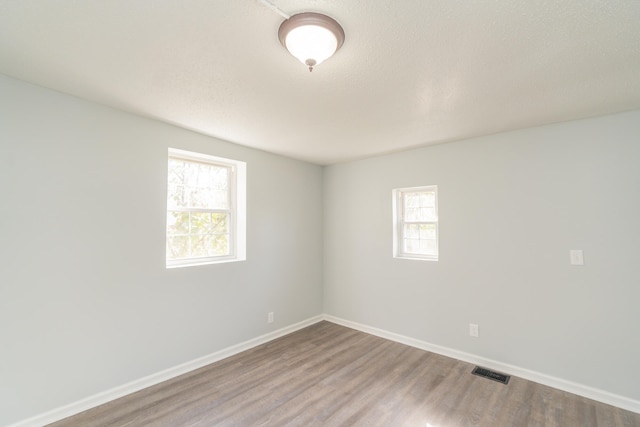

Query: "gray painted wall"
left=324, top=109, right=640, bottom=401
left=0, top=75, right=324, bottom=425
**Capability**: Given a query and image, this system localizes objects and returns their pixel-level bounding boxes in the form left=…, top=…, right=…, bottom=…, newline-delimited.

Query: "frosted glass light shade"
left=278, top=12, right=345, bottom=72
left=285, top=25, right=337, bottom=68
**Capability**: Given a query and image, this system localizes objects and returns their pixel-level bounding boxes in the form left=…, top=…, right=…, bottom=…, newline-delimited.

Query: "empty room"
left=1, top=1, right=639, bottom=426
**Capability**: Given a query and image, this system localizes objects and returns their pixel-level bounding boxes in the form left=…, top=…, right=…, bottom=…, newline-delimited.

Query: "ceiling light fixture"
left=278, top=12, right=345, bottom=72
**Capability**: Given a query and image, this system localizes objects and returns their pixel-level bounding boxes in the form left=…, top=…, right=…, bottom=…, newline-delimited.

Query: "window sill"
left=394, top=254, right=439, bottom=262
left=166, top=256, right=245, bottom=269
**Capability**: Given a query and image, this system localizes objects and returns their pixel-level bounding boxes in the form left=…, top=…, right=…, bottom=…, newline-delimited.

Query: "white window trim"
left=166, top=148, right=246, bottom=268
left=392, top=185, right=439, bottom=261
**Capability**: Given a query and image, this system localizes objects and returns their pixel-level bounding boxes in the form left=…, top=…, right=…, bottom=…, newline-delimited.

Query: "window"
left=166, top=148, right=246, bottom=268
left=393, top=185, right=438, bottom=261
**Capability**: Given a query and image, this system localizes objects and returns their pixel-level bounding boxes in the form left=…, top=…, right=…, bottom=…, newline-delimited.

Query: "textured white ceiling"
left=1, top=1, right=639, bottom=165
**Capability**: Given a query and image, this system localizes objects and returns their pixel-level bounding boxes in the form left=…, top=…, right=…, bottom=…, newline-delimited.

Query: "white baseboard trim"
left=322, top=314, right=640, bottom=415
left=9, top=315, right=324, bottom=427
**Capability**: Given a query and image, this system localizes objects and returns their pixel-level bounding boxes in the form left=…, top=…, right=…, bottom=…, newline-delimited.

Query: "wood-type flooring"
left=49, top=321, right=640, bottom=426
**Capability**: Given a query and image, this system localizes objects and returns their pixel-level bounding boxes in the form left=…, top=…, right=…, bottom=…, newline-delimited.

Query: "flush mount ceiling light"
left=278, top=12, right=345, bottom=72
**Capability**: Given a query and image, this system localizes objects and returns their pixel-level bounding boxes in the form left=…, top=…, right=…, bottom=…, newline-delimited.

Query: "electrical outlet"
left=268, top=312, right=274, bottom=323
left=469, top=323, right=479, bottom=337
left=570, top=250, right=584, bottom=265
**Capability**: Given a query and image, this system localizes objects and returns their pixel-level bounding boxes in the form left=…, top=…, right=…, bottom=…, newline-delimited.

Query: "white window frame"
left=392, top=185, right=439, bottom=261
left=166, top=148, right=246, bottom=268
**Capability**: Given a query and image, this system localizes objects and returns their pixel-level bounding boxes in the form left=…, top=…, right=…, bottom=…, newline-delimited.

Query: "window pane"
left=403, top=223, right=436, bottom=255
left=213, top=189, right=229, bottom=209
left=167, top=211, right=231, bottom=259
left=405, top=208, right=420, bottom=221
left=188, top=187, right=213, bottom=208
left=212, top=213, right=229, bottom=233
left=167, top=185, right=186, bottom=209
left=404, top=191, right=436, bottom=221
left=419, top=192, right=435, bottom=207
left=167, top=235, right=189, bottom=260
left=167, top=211, right=189, bottom=235
left=183, top=162, right=199, bottom=187
left=168, top=159, right=185, bottom=185
left=190, top=235, right=209, bottom=257
left=404, top=224, right=419, bottom=238
left=404, top=237, right=437, bottom=256
left=422, top=239, right=437, bottom=254
left=419, top=223, right=436, bottom=239
left=211, top=235, right=229, bottom=256
left=168, top=158, right=229, bottom=209
left=196, top=163, right=212, bottom=188
left=212, top=167, right=229, bottom=189
left=420, top=207, right=436, bottom=221
left=190, top=212, right=212, bottom=235
left=405, top=193, right=419, bottom=208
left=403, top=238, right=415, bottom=254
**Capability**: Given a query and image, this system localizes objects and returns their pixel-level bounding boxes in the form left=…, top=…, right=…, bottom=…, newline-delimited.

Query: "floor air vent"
left=471, top=366, right=510, bottom=384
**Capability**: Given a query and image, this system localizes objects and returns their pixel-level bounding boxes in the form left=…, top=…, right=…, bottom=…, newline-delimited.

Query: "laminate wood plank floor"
left=49, top=321, right=640, bottom=426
